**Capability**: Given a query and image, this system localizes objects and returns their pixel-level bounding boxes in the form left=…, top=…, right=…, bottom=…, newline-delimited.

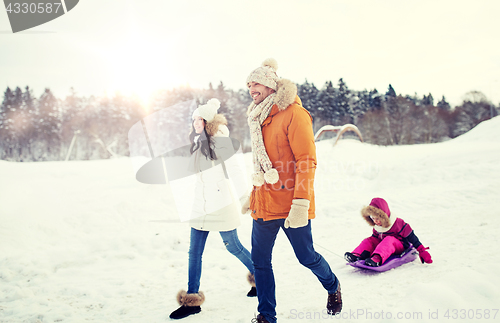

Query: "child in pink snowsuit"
left=345, top=197, right=432, bottom=267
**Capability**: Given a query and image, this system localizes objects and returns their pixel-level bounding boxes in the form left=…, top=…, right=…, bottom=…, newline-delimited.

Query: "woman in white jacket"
left=170, top=99, right=255, bottom=320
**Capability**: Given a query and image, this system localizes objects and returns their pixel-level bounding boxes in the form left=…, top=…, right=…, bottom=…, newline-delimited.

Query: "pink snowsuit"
left=354, top=198, right=422, bottom=264
left=353, top=217, right=417, bottom=263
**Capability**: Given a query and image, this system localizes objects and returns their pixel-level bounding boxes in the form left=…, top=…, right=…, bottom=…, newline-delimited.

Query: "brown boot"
left=327, top=284, right=342, bottom=315
left=251, top=314, right=270, bottom=323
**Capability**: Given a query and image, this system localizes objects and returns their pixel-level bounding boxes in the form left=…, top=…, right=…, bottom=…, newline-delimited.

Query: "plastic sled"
left=347, top=247, right=418, bottom=272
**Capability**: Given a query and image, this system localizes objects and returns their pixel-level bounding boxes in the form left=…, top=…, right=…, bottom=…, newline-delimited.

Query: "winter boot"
left=364, top=254, right=382, bottom=267
left=251, top=314, right=271, bottom=323
left=344, top=252, right=359, bottom=263
left=247, top=272, right=257, bottom=297
left=247, top=287, right=257, bottom=297
left=359, top=250, right=371, bottom=260
left=327, top=284, right=342, bottom=315
left=169, top=290, right=205, bottom=320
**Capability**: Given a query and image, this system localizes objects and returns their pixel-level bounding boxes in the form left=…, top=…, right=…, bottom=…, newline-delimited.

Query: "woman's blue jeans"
left=188, top=227, right=254, bottom=294
left=252, top=218, right=339, bottom=323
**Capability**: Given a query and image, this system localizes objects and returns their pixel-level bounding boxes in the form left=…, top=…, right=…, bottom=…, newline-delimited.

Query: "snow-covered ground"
left=1, top=117, right=500, bottom=323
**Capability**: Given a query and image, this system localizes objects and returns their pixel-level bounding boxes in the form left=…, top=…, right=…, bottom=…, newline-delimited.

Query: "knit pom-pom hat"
left=361, top=197, right=391, bottom=228
left=192, top=98, right=220, bottom=122
left=192, top=98, right=228, bottom=137
left=246, top=58, right=279, bottom=91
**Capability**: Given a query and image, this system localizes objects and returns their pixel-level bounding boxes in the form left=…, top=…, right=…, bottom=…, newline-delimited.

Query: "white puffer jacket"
left=188, top=125, right=248, bottom=231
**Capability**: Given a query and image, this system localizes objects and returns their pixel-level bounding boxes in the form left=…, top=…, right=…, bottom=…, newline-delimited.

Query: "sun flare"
left=102, top=31, right=185, bottom=109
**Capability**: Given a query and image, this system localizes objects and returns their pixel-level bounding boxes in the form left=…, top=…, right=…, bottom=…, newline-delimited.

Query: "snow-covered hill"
left=1, top=117, right=500, bottom=323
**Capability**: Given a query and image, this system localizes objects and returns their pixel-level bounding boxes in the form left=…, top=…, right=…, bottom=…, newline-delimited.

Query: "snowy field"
left=1, top=117, right=500, bottom=323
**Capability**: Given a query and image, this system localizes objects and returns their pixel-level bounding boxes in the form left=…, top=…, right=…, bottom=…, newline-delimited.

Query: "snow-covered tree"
left=316, top=81, right=338, bottom=125
left=35, top=88, right=61, bottom=160
left=17, top=86, right=37, bottom=160
left=335, top=78, right=353, bottom=124
left=421, top=93, right=434, bottom=106
left=386, top=84, right=396, bottom=98
left=368, top=89, right=383, bottom=110
left=453, top=91, right=492, bottom=137
left=351, top=89, right=371, bottom=121
left=383, top=95, right=415, bottom=145
left=437, top=96, right=451, bottom=111
left=0, top=87, right=18, bottom=159
left=298, top=80, right=321, bottom=130
left=358, top=109, right=392, bottom=145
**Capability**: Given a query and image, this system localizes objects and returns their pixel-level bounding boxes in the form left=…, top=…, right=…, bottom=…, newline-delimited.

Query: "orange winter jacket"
left=250, top=95, right=317, bottom=221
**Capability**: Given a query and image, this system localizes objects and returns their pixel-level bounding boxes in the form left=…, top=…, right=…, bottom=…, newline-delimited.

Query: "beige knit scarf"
left=247, top=93, right=279, bottom=186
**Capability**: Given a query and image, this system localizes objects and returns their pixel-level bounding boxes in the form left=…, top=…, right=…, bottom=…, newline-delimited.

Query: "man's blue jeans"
left=188, top=227, right=254, bottom=294
left=252, top=218, right=339, bottom=323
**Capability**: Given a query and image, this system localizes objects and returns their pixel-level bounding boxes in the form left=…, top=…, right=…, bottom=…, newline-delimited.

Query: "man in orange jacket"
left=242, top=58, right=342, bottom=323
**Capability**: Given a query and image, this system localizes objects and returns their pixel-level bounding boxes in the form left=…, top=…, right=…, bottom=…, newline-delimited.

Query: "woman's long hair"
left=189, top=121, right=216, bottom=160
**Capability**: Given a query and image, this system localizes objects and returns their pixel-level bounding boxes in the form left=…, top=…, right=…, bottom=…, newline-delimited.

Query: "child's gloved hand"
left=284, top=199, right=309, bottom=229
left=417, top=245, right=433, bottom=264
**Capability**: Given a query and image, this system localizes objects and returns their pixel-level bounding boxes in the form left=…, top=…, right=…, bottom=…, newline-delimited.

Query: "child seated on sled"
left=344, top=197, right=432, bottom=267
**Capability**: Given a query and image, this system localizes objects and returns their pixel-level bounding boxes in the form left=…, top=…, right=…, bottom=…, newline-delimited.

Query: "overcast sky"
left=1, top=0, right=499, bottom=108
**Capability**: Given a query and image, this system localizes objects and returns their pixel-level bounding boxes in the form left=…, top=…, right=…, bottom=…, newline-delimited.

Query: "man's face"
left=248, top=82, right=275, bottom=105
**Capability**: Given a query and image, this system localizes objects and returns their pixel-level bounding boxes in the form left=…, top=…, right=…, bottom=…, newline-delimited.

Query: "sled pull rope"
left=313, top=242, right=345, bottom=260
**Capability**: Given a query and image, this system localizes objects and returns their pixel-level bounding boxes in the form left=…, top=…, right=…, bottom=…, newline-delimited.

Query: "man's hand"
left=284, top=199, right=310, bottom=229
